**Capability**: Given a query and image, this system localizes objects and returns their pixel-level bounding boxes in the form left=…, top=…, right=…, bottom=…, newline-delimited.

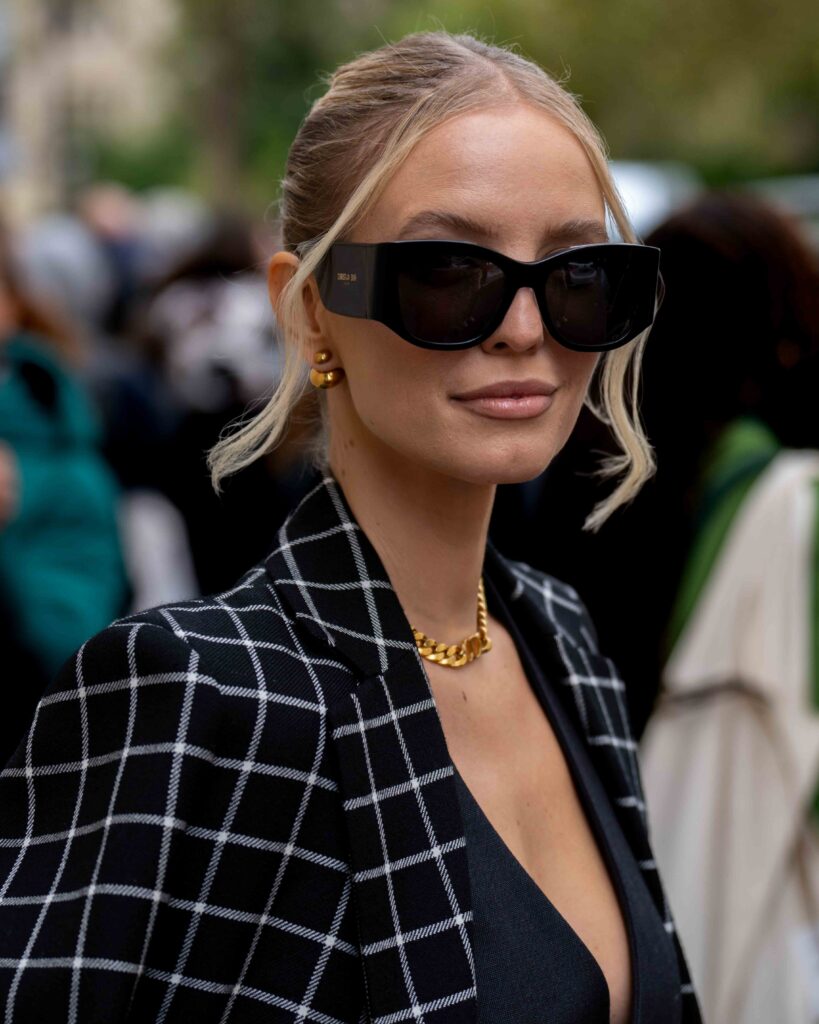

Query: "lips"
left=452, top=378, right=558, bottom=401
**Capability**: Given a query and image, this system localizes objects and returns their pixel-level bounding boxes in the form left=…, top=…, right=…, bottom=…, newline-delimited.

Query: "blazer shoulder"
left=63, top=559, right=359, bottom=711
left=7, top=560, right=349, bottom=782
left=502, top=555, right=601, bottom=654
left=103, top=562, right=316, bottom=686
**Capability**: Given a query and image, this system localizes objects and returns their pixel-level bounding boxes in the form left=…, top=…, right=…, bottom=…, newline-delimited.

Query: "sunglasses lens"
left=396, top=250, right=506, bottom=344
left=544, top=249, right=650, bottom=348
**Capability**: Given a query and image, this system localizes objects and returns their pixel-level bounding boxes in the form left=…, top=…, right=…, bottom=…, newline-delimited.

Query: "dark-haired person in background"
left=638, top=191, right=819, bottom=1024
left=641, top=190, right=819, bottom=668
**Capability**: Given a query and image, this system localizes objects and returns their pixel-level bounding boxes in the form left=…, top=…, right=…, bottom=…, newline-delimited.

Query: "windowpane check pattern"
left=0, top=472, right=702, bottom=1023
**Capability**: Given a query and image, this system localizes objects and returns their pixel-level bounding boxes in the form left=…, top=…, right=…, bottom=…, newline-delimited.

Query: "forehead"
left=356, top=103, right=606, bottom=246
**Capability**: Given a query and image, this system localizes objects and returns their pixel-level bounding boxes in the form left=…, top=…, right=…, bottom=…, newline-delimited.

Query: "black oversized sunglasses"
left=315, top=239, right=663, bottom=352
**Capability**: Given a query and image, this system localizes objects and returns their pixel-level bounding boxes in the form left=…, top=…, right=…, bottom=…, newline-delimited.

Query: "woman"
left=0, top=31, right=702, bottom=1023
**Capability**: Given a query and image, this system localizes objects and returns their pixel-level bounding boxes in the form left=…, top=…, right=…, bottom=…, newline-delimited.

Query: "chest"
left=424, top=629, right=634, bottom=1024
left=425, top=624, right=587, bottom=865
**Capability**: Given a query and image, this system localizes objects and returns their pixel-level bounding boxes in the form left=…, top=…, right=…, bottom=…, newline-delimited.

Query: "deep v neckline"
left=452, top=762, right=614, bottom=1006
left=457, top=573, right=641, bottom=1024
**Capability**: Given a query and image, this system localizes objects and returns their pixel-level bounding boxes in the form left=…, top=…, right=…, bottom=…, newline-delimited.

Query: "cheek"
left=551, top=349, right=600, bottom=437
left=341, top=323, right=446, bottom=430
left=562, top=349, right=599, bottom=400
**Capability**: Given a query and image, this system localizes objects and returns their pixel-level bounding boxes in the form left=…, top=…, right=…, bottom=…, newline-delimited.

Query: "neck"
left=327, top=432, right=495, bottom=645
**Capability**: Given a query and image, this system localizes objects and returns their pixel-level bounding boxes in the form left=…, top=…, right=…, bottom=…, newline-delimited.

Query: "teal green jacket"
left=0, top=332, right=129, bottom=681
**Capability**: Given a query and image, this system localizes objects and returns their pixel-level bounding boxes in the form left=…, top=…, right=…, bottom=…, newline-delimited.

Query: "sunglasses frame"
left=314, top=238, right=663, bottom=352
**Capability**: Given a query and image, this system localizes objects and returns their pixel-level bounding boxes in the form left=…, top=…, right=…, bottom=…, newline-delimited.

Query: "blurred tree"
left=86, top=0, right=819, bottom=208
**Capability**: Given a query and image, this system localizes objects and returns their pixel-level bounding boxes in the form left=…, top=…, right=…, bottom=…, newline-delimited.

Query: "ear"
left=267, top=250, right=326, bottom=351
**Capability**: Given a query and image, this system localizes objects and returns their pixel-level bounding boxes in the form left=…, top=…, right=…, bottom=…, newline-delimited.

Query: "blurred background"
left=0, top=3, right=818, bottom=1019
left=2, top=0, right=818, bottom=224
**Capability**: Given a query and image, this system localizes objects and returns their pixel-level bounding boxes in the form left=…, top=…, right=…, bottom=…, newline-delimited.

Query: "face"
left=303, top=103, right=606, bottom=485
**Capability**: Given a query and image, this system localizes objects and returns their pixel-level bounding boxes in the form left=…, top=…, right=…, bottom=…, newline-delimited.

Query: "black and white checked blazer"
left=0, top=471, right=703, bottom=1023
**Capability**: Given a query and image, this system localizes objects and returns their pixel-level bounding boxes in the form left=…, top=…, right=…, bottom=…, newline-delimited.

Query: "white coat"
left=640, top=449, right=819, bottom=1023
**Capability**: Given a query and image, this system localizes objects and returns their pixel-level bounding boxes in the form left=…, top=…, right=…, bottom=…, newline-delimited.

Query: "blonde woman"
left=0, top=31, right=702, bottom=1024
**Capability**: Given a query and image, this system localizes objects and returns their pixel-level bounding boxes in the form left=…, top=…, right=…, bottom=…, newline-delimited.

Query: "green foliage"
left=84, top=119, right=196, bottom=193
left=92, top=0, right=819, bottom=208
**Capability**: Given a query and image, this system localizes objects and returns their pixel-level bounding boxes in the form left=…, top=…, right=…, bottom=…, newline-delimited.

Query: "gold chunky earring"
left=309, top=349, right=345, bottom=389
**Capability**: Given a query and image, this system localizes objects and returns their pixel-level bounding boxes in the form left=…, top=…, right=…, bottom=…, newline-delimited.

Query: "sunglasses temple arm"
left=315, top=244, right=379, bottom=319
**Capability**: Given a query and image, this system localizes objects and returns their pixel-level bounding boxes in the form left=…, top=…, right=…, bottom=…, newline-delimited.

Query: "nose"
left=481, top=285, right=544, bottom=352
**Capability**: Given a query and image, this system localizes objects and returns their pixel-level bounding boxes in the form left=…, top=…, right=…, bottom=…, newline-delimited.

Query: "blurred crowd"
left=0, top=183, right=323, bottom=764
left=1, top=178, right=819, bottom=1021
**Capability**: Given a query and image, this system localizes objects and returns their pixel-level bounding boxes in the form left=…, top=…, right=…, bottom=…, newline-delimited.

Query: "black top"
left=452, top=571, right=682, bottom=1023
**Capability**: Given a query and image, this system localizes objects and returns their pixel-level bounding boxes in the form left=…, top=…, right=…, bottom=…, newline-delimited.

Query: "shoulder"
left=6, top=557, right=351, bottom=781
left=101, top=563, right=290, bottom=683
left=85, top=560, right=303, bottom=667
left=38, top=560, right=358, bottom=742
left=500, top=555, right=601, bottom=655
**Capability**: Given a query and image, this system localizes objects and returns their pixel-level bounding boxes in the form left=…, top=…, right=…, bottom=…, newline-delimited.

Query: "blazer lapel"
left=266, top=473, right=478, bottom=1022
left=265, top=471, right=657, bottom=1023
left=490, top=552, right=658, bottom=896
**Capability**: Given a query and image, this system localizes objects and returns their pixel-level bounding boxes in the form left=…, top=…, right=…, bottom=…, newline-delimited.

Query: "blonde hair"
left=206, top=30, right=656, bottom=533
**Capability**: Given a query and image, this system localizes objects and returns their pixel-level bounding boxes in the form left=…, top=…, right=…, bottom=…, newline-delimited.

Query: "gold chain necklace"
left=410, top=576, right=493, bottom=668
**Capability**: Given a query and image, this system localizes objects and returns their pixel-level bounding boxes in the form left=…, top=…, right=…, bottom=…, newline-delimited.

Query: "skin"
left=268, top=103, right=633, bottom=1024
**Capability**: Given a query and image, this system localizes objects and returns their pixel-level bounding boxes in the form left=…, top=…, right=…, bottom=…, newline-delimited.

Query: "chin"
left=449, top=445, right=557, bottom=487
